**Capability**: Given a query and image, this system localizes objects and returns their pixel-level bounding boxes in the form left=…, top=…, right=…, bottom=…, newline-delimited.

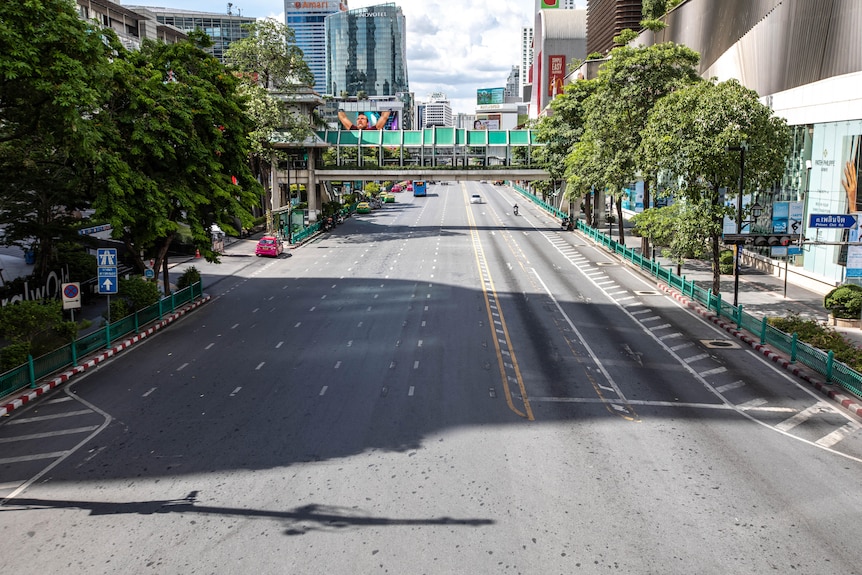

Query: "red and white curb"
left=0, top=296, right=211, bottom=417
left=658, top=283, right=862, bottom=418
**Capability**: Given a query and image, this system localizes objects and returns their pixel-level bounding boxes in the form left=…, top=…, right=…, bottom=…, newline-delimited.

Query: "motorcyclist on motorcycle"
left=513, top=204, right=519, bottom=215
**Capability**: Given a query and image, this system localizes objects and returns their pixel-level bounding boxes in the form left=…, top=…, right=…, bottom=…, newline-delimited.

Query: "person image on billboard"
left=338, top=109, right=391, bottom=130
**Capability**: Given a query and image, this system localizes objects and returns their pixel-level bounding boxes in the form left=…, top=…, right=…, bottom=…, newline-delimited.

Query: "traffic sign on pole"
left=808, top=214, right=857, bottom=229
left=97, top=248, right=118, bottom=266
left=62, top=282, right=81, bottom=310
left=98, top=266, right=118, bottom=294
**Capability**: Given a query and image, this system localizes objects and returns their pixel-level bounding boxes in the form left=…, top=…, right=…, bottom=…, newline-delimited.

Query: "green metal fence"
left=0, top=281, right=205, bottom=399
left=513, top=184, right=862, bottom=399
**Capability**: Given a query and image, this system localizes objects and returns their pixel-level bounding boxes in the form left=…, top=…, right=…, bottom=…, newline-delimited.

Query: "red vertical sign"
left=548, top=55, right=565, bottom=97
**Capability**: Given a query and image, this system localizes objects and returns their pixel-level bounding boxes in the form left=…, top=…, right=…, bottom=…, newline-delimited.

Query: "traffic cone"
left=195, top=248, right=201, bottom=258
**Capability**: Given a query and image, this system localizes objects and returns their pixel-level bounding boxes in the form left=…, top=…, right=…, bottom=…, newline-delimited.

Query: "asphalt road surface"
left=2, top=182, right=862, bottom=574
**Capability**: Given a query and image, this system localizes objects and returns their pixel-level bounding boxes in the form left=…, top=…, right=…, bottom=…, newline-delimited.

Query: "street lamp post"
left=728, top=142, right=748, bottom=307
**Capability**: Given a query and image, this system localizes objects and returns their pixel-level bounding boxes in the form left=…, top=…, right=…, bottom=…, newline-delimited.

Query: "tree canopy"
left=638, top=78, right=791, bottom=291
left=93, top=32, right=262, bottom=281
left=572, top=40, right=701, bottom=241
left=0, top=0, right=114, bottom=280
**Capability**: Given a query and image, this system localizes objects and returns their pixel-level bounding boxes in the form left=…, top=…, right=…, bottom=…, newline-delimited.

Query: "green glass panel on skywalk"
left=488, top=131, right=508, bottom=145
left=318, top=130, right=339, bottom=145
left=508, top=131, right=530, bottom=145
left=337, top=131, right=359, bottom=145
left=402, top=131, right=423, bottom=146
left=361, top=130, right=382, bottom=145
left=466, top=130, right=488, bottom=145
left=455, top=129, right=466, bottom=145
left=381, top=131, right=402, bottom=146
left=423, top=128, right=434, bottom=144
left=434, top=127, right=455, bottom=145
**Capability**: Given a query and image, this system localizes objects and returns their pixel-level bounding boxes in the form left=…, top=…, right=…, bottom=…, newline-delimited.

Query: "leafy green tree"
left=631, top=200, right=714, bottom=274
left=642, top=0, right=669, bottom=19
left=0, top=0, right=114, bottom=281
left=225, top=19, right=314, bottom=231
left=638, top=78, right=791, bottom=292
left=224, top=19, right=312, bottom=89
left=535, top=77, right=598, bottom=215
left=572, top=39, right=700, bottom=245
left=94, top=32, right=262, bottom=290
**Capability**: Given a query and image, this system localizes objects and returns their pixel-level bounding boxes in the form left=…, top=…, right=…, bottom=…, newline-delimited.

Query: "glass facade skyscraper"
left=285, top=1, right=347, bottom=93
left=325, top=3, right=408, bottom=97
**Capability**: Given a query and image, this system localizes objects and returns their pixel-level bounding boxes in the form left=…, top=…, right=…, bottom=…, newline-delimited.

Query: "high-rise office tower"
left=285, top=1, right=348, bottom=93
left=325, top=3, right=408, bottom=97
left=521, top=26, right=534, bottom=97
left=585, top=0, right=643, bottom=56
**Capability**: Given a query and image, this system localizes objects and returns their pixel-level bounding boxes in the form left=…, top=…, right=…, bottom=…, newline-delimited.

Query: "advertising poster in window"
left=337, top=110, right=399, bottom=130
left=548, top=55, right=565, bottom=97
left=473, top=114, right=501, bottom=130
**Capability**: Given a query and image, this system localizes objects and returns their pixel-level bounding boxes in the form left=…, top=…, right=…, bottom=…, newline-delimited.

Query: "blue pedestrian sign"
left=808, top=214, right=857, bottom=229
left=97, top=248, right=118, bottom=266
left=98, top=266, right=118, bottom=294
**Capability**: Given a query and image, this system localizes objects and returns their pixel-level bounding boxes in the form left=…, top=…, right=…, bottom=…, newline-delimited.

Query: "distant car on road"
left=470, top=194, right=483, bottom=204
left=255, top=236, right=283, bottom=257
left=356, top=201, right=371, bottom=213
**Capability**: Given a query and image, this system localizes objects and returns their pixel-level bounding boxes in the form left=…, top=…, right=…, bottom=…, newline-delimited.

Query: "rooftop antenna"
left=227, top=2, right=233, bottom=15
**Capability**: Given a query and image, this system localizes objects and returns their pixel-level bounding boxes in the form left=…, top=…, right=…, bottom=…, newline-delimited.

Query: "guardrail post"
left=790, top=333, right=797, bottom=363
left=715, top=293, right=722, bottom=317
left=106, top=321, right=112, bottom=349
left=134, top=310, right=140, bottom=334
left=72, top=339, right=78, bottom=368
left=826, top=350, right=834, bottom=382
left=28, top=354, right=36, bottom=388
left=760, top=316, right=767, bottom=344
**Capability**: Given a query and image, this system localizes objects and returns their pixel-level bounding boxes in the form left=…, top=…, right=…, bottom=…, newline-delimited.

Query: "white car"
left=470, top=194, right=483, bottom=204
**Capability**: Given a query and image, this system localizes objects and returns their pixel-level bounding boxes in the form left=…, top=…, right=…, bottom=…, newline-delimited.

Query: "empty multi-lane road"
left=2, top=182, right=861, bottom=574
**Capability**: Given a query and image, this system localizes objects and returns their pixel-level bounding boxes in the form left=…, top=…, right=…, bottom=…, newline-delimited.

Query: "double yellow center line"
left=463, top=189, right=534, bottom=420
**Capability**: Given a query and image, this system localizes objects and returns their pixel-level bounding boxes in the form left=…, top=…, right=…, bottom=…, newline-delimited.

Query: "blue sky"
left=128, top=0, right=549, bottom=114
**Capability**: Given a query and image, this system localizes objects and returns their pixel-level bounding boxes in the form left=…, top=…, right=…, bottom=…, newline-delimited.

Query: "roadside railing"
left=0, top=281, right=206, bottom=399
left=512, top=184, right=862, bottom=399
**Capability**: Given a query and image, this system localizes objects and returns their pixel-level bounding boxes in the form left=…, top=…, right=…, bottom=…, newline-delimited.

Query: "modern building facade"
left=125, top=6, right=254, bottom=61
left=324, top=3, right=408, bottom=98
left=630, top=0, right=862, bottom=288
left=285, top=1, right=348, bottom=93
left=530, top=8, right=588, bottom=115
left=585, top=0, right=642, bottom=55
left=77, top=1, right=187, bottom=52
